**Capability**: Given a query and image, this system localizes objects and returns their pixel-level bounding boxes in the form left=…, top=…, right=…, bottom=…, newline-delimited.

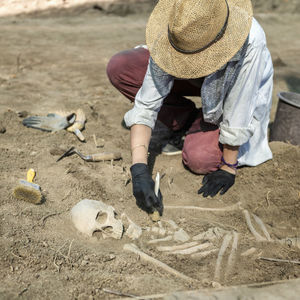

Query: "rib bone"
left=252, top=213, right=272, bottom=241
left=169, top=242, right=212, bottom=255
left=214, top=233, right=232, bottom=282
left=226, top=231, right=239, bottom=279
left=191, top=249, right=219, bottom=259
left=123, top=243, right=194, bottom=282
left=157, top=242, right=198, bottom=252
left=148, top=235, right=173, bottom=244
left=243, top=210, right=267, bottom=242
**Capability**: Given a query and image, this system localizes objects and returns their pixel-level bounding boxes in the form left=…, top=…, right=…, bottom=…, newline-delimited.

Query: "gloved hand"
left=198, top=169, right=235, bottom=198
left=130, top=163, right=163, bottom=215
left=23, top=113, right=76, bottom=132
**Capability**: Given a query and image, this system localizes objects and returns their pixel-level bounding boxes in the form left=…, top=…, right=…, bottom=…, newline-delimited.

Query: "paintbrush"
left=13, top=169, right=42, bottom=204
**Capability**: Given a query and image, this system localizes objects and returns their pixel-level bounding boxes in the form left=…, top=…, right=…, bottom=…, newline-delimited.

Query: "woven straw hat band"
left=168, top=0, right=229, bottom=54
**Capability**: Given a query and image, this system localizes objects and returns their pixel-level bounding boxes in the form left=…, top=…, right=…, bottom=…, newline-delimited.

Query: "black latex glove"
left=23, top=113, right=76, bottom=132
left=130, top=163, right=163, bottom=215
left=198, top=169, right=235, bottom=198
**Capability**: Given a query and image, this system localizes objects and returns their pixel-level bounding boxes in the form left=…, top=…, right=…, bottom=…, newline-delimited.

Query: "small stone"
left=17, top=111, right=28, bottom=118
left=0, top=126, right=6, bottom=134
left=202, top=278, right=210, bottom=287
left=81, top=260, right=89, bottom=266
left=212, top=281, right=222, bottom=289
left=109, top=254, right=116, bottom=260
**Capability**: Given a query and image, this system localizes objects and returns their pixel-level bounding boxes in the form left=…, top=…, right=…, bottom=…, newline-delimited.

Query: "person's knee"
left=182, top=143, right=221, bottom=174
left=106, top=51, right=128, bottom=88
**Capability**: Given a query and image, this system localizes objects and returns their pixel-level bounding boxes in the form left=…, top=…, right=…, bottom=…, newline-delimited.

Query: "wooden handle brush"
left=13, top=169, right=42, bottom=204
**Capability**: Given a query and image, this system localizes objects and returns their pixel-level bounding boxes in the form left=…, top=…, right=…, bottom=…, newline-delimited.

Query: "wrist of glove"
left=130, top=163, right=163, bottom=215
left=198, top=169, right=235, bottom=198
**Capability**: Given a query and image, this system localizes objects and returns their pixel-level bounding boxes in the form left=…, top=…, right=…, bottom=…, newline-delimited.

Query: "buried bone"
left=121, top=213, right=142, bottom=240
left=225, top=231, right=239, bottom=279
left=243, top=210, right=267, bottom=242
left=148, top=235, right=173, bottom=244
left=241, top=247, right=257, bottom=256
left=168, top=242, right=212, bottom=255
left=123, top=243, right=194, bottom=282
left=161, top=219, right=179, bottom=230
left=193, top=227, right=229, bottom=241
left=214, top=233, right=232, bottom=282
left=157, top=241, right=198, bottom=252
left=71, top=199, right=123, bottom=239
left=173, top=228, right=190, bottom=242
left=252, top=213, right=272, bottom=241
left=191, top=248, right=219, bottom=259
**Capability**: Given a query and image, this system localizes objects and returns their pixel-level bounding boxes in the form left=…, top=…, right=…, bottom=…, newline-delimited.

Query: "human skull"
left=71, top=199, right=123, bottom=239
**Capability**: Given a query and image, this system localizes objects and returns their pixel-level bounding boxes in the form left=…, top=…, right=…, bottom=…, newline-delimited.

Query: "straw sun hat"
left=146, top=0, right=253, bottom=79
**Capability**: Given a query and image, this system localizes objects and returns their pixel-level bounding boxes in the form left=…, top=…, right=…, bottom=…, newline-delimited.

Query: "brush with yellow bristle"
left=13, top=169, right=42, bottom=204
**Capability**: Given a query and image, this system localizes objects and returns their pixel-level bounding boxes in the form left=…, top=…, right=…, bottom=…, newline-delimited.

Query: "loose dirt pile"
left=0, top=1, right=300, bottom=299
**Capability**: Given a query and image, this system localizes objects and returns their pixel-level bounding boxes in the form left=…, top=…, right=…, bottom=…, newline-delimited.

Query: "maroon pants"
left=106, top=48, right=222, bottom=174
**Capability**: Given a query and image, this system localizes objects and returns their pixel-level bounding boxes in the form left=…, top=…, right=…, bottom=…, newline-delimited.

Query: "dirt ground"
left=0, top=1, right=300, bottom=299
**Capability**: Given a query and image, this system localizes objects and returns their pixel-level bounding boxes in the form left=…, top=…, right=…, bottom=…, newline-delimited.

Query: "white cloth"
left=124, top=18, right=274, bottom=166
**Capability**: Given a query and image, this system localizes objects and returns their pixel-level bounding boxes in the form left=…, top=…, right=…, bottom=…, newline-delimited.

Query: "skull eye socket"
left=96, top=212, right=107, bottom=223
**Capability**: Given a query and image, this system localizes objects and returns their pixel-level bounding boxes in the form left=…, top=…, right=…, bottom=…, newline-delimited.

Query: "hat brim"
left=146, top=0, right=253, bottom=79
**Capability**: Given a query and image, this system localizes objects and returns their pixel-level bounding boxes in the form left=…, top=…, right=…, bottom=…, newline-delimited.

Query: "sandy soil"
left=0, top=1, right=300, bottom=299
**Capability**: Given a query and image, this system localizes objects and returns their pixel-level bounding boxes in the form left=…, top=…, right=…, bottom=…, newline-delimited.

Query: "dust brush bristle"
left=13, top=186, right=42, bottom=204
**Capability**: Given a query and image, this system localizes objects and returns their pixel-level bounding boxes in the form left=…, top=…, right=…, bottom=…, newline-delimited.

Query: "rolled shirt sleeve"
left=124, top=57, right=174, bottom=130
left=219, top=19, right=273, bottom=147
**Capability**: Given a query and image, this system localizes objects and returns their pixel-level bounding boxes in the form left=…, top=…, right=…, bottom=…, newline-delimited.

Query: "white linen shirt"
left=124, top=18, right=274, bottom=167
